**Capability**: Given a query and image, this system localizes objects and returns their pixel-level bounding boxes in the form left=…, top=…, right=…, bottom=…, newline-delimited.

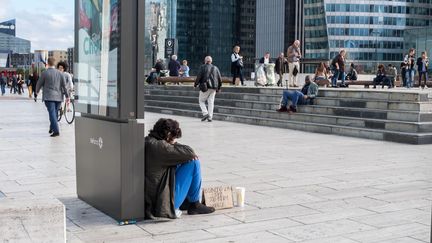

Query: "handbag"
left=236, top=59, right=244, bottom=68
left=293, top=65, right=299, bottom=76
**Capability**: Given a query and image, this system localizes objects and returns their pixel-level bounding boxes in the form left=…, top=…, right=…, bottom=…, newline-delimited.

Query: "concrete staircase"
left=144, top=85, right=432, bottom=144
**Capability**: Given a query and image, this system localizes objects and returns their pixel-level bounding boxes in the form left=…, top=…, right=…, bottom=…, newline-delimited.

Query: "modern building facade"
left=405, top=26, right=432, bottom=74
left=0, top=19, right=31, bottom=54
left=235, top=0, right=256, bottom=78
left=48, top=50, right=68, bottom=66
left=67, top=47, right=74, bottom=74
left=255, top=0, right=304, bottom=60
left=10, top=53, right=34, bottom=68
left=176, top=0, right=238, bottom=76
left=304, top=0, right=432, bottom=72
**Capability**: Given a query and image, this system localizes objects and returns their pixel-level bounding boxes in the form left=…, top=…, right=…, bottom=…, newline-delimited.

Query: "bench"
left=157, top=76, right=233, bottom=84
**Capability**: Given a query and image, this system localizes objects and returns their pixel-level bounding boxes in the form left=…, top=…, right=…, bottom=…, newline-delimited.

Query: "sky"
left=0, top=0, right=74, bottom=51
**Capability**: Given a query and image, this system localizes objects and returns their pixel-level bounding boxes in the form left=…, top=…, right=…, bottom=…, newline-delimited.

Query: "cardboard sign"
left=202, top=186, right=234, bottom=210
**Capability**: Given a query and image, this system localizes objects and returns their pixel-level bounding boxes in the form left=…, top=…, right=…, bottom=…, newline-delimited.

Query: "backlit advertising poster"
left=76, top=0, right=119, bottom=117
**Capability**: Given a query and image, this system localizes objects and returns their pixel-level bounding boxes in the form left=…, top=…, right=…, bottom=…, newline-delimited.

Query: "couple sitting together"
left=276, top=75, right=318, bottom=113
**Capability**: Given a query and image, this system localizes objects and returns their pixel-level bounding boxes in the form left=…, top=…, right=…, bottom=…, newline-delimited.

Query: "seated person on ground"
left=314, top=62, right=328, bottom=82
left=373, top=64, right=390, bottom=88
left=145, top=118, right=215, bottom=219
left=386, top=64, right=397, bottom=88
left=276, top=75, right=318, bottom=113
left=346, top=63, right=358, bottom=81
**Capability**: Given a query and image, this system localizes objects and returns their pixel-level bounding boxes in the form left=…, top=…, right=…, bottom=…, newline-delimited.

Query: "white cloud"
left=1, top=0, right=74, bottom=51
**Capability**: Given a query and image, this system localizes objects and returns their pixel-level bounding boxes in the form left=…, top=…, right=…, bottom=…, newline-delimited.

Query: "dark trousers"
left=45, top=101, right=61, bottom=134
left=232, top=67, right=244, bottom=85
left=373, top=76, right=390, bottom=88
left=0, top=83, right=5, bottom=95
left=419, top=71, right=429, bottom=87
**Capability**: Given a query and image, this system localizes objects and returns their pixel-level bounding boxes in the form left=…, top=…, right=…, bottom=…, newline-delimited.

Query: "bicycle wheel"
left=57, top=104, right=63, bottom=122
left=64, top=101, right=75, bottom=124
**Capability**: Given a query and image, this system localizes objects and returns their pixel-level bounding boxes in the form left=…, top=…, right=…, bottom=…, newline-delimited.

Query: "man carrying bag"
left=194, top=56, right=222, bottom=122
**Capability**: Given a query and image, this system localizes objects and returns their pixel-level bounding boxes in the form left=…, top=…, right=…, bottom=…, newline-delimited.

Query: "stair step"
left=144, top=100, right=432, bottom=133
left=145, top=105, right=432, bottom=145
left=145, top=94, right=432, bottom=122
left=145, top=89, right=432, bottom=112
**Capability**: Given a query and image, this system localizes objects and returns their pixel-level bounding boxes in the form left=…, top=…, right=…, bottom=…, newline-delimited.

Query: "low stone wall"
left=0, top=198, right=66, bottom=242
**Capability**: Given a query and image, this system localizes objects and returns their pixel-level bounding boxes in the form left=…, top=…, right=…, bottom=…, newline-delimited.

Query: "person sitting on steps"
left=276, top=75, right=319, bottom=113
left=373, top=64, right=390, bottom=89
left=145, top=118, right=215, bottom=219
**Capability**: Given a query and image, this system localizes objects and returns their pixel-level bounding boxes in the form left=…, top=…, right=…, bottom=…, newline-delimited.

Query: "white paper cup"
left=235, top=187, right=245, bottom=207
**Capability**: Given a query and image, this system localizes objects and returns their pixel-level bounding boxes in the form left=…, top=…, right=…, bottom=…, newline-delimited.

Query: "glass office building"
left=405, top=26, right=432, bottom=74
left=304, top=0, right=431, bottom=72
left=0, top=19, right=31, bottom=55
left=176, top=0, right=237, bottom=76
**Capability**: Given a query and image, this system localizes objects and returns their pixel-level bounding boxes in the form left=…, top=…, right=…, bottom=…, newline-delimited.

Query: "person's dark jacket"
left=259, top=57, right=273, bottom=64
left=30, top=73, right=38, bottom=88
left=275, top=57, right=289, bottom=74
left=154, top=62, right=165, bottom=74
left=331, top=54, right=345, bottom=70
left=194, top=64, right=222, bottom=91
left=417, top=57, right=428, bottom=73
left=145, top=135, right=196, bottom=219
left=168, top=60, right=181, bottom=76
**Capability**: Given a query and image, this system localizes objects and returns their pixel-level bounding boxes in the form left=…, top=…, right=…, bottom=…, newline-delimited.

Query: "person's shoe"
left=34, top=97, right=37, bottom=102
left=179, top=199, right=190, bottom=211
left=50, top=132, right=60, bottom=137
left=187, top=202, right=215, bottom=215
left=276, top=106, right=288, bottom=112
left=207, top=119, right=212, bottom=122
left=242, top=84, right=247, bottom=86
left=201, top=114, right=209, bottom=122
left=289, top=105, right=297, bottom=113
left=49, top=129, right=53, bottom=134
left=331, top=85, right=337, bottom=88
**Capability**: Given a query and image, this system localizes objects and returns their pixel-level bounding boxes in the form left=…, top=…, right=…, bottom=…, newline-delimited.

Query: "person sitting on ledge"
left=276, top=75, right=318, bottom=113
left=373, top=64, right=390, bottom=89
left=145, top=118, right=215, bottom=219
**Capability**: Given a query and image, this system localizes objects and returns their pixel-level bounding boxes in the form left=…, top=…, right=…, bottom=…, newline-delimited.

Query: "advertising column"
left=74, top=0, right=145, bottom=222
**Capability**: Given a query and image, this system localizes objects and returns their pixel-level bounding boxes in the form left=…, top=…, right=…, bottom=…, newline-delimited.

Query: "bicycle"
left=58, top=94, right=75, bottom=124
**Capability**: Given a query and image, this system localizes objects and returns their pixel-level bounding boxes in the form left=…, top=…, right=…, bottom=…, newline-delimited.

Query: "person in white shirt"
left=231, top=45, right=245, bottom=86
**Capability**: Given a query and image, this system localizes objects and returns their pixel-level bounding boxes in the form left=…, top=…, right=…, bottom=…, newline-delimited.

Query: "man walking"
left=287, top=40, right=302, bottom=87
left=275, top=52, right=289, bottom=87
left=194, top=56, right=222, bottom=122
left=36, top=57, right=69, bottom=137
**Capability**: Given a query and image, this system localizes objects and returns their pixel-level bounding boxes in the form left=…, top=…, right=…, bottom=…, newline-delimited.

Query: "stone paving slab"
left=0, top=99, right=431, bottom=242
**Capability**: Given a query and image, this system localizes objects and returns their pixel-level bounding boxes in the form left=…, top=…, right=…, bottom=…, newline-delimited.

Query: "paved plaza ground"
left=0, top=96, right=431, bottom=242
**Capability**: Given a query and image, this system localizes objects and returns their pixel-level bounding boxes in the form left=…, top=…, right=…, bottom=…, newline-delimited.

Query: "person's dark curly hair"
left=57, top=61, right=68, bottom=72
left=149, top=118, right=182, bottom=143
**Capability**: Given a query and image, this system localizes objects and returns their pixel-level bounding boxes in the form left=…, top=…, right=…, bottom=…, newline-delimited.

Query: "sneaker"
left=207, top=119, right=212, bottom=122
left=187, top=202, right=215, bottom=215
left=175, top=209, right=182, bottom=218
left=201, top=114, right=209, bottom=122
left=289, top=105, right=297, bottom=113
left=50, top=132, right=60, bottom=137
left=276, top=106, right=288, bottom=112
left=48, top=129, right=53, bottom=134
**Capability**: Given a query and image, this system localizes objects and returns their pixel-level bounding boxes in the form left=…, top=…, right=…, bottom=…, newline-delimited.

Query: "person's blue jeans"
left=419, top=71, right=428, bottom=87
left=174, top=159, right=202, bottom=209
left=281, top=90, right=305, bottom=109
left=406, top=69, right=415, bottom=88
left=45, top=101, right=61, bottom=134
left=0, top=83, right=5, bottom=95
left=331, top=69, right=346, bottom=87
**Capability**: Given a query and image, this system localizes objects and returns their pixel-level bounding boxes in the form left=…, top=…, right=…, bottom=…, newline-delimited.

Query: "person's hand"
left=304, top=95, right=308, bottom=99
left=66, top=98, right=70, bottom=103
